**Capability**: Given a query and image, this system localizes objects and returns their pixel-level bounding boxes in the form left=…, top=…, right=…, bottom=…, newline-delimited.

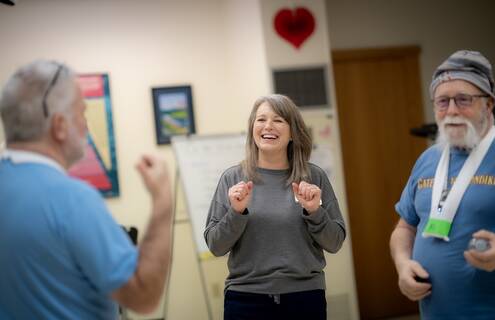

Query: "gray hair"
left=0, top=60, right=77, bottom=143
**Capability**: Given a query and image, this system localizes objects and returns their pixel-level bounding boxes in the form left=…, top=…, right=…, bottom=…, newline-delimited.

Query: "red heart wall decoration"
left=273, top=7, right=316, bottom=49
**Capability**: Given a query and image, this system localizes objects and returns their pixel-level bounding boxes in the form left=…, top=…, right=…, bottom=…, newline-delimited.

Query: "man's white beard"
left=436, top=112, right=487, bottom=150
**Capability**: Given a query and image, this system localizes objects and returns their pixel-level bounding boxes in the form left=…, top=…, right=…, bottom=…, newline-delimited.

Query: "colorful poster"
left=68, top=74, right=120, bottom=198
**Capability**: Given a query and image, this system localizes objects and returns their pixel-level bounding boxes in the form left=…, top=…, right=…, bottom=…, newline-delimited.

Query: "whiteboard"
left=171, top=134, right=246, bottom=256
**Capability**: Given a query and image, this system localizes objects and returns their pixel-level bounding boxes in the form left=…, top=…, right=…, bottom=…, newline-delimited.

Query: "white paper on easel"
left=172, top=133, right=246, bottom=258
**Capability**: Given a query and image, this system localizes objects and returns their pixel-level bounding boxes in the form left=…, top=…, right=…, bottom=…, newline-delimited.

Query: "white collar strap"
left=0, top=148, right=65, bottom=174
left=423, top=126, right=495, bottom=241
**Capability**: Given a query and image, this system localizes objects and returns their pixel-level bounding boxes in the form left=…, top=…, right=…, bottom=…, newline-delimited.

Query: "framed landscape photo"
left=152, top=85, right=196, bottom=144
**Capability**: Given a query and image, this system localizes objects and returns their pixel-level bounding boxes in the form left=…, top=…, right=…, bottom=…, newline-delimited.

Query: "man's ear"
left=50, top=113, right=68, bottom=143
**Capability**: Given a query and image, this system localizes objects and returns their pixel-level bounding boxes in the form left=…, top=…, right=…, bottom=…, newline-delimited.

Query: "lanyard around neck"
left=424, top=126, right=495, bottom=240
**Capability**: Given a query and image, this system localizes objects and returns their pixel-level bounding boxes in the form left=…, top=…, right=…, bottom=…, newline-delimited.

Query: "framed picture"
left=68, top=74, right=120, bottom=198
left=152, top=85, right=196, bottom=144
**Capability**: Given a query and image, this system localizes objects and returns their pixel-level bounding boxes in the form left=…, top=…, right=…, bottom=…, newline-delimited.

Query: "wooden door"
left=332, top=46, right=427, bottom=319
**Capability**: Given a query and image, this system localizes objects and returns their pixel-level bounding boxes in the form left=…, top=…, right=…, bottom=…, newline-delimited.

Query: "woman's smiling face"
left=252, top=102, right=291, bottom=156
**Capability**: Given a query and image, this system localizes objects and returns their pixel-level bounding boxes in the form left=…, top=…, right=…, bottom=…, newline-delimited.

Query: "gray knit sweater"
left=204, top=163, right=346, bottom=294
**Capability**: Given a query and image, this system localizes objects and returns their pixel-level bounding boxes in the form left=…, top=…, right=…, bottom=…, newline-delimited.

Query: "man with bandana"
left=390, top=50, right=495, bottom=319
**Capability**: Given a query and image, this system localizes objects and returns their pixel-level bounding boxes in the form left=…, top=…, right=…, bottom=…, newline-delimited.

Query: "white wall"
left=0, top=0, right=269, bottom=319
left=326, top=0, right=495, bottom=123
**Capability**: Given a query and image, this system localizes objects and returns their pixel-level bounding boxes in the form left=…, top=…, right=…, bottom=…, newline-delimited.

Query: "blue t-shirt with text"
left=396, top=142, right=495, bottom=319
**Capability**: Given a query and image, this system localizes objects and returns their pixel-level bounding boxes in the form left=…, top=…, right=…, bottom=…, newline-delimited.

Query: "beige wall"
left=0, top=0, right=269, bottom=319
left=326, top=0, right=495, bottom=123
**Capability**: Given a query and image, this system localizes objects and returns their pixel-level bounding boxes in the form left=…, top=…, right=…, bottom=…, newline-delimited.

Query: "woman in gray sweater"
left=204, top=94, right=346, bottom=320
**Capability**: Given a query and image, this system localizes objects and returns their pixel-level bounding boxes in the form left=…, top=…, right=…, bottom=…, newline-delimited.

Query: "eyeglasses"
left=41, top=64, right=64, bottom=118
left=432, top=93, right=489, bottom=112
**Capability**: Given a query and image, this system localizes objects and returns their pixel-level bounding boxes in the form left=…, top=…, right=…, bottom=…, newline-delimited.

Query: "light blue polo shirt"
left=0, top=149, right=138, bottom=319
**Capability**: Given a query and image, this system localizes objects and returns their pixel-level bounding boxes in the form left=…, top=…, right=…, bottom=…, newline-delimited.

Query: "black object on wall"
left=0, top=0, right=16, bottom=6
left=410, top=123, right=437, bottom=140
left=273, top=66, right=329, bottom=108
